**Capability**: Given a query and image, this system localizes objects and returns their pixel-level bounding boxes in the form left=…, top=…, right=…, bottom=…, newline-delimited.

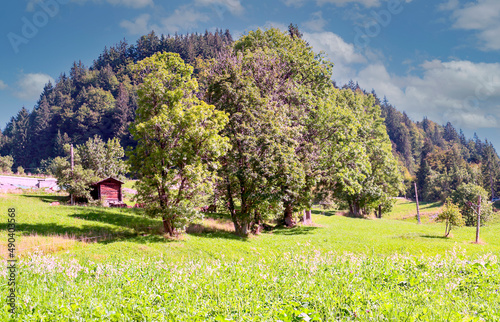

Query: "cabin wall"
left=99, top=182, right=121, bottom=201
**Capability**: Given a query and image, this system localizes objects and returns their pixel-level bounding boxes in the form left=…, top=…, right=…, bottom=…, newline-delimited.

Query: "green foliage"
left=452, top=183, right=493, bottom=226
left=50, top=136, right=128, bottom=200
left=0, top=155, right=13, bottom=173
left=76, top=135, right=128, bottom=180
left=56, top=164, right=96, bottom=200
left=331, top=89, right=403, bottom=217
left=16, top=166, right=25, bottom=175
left=436, top=199, right=464, bottom=237
left=128, top=52, right=229, bottom=236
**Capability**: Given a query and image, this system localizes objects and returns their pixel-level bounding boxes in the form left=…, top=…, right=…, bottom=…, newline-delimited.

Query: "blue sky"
left=1, top=0, right=500, bottom=150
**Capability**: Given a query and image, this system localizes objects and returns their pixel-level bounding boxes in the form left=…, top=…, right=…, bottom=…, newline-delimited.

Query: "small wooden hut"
left=90, top=177, right=124, bottom=205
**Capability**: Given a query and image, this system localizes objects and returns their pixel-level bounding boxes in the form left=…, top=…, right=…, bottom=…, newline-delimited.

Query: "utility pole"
left=70, top=144, right=74, bottom=206
left=476, top=195, right=481, bottom=244
left=414, top=182, right=421, bottom=224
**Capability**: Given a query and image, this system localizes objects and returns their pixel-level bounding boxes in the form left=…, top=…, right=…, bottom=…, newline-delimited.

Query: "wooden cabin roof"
left=91, top=177, right=124, bottom=186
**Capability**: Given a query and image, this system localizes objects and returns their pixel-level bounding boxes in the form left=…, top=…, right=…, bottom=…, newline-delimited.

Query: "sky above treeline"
left=1, top=0, right=499, bottom=150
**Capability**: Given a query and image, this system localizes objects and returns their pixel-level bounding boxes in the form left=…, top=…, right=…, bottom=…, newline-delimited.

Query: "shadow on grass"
left=420, top=234, right=448, bottom=240
left=0, top=222, right=129, bottom=238
left=311, top=209, right=337, bottom=217
left=188, top=230, right=247, bottom=241
left=272, top=226, right=319, bottom=236
left=22, top=194, right=68, bottom=204
left=98, top=234, right=178, bottom=245
left=69, top=208, right=162, bottom=234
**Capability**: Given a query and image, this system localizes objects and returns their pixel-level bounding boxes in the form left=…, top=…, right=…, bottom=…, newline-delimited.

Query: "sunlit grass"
left=1, top=193, right=500, bottom=320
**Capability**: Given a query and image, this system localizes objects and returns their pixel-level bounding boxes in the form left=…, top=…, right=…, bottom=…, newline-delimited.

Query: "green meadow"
left=1, top=193, right=500, bottom=321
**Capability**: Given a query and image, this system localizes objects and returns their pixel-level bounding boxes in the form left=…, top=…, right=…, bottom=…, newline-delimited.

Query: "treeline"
left=0, top=27, right=499, bottom=206
left=0, top=29, right=233, bottom=171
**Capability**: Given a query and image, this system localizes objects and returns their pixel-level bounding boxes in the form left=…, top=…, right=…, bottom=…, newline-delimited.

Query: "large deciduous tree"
left=332, top=89, right=403, bottom=217
left=206, top=27, right=337, bottom=231
left=128, top=52, right=229, bottom=236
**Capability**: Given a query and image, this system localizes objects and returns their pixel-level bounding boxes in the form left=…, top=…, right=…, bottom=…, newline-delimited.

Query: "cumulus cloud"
left=14, top=73, right=54, bottom=100
left=355, top=60, right=500, bottom=129
left=303, top=11, right=327, bottom=32
left=303, top=31, right=367, bottom=81
left=160, top=7, right=210, bottom=34
left=302, top=30, right=500, bottom=130
left=442, top=0, right=500, bottom=51
left=195, top=0, right=244, bottom=15
left=120, top=13, right=151, bottom=35
left=0, top=80, right=7, bottom=90
left=120, top=7, right=209, bottom=35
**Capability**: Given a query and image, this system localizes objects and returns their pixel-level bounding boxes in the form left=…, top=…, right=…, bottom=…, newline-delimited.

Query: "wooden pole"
left=414, top=182, right=421, bottom=224
left=70, top=144, right=74, bottom=206
left=475, top=195, right=481, bottom=244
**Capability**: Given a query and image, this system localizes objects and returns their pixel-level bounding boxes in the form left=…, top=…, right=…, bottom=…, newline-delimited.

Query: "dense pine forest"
left=0, top=28, right=499, bottom=205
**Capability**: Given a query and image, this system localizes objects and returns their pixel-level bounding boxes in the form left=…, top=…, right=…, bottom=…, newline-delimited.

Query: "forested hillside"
left=0, top=30, right=232, bottom=171
left=0, top=28, right=498, bottom=203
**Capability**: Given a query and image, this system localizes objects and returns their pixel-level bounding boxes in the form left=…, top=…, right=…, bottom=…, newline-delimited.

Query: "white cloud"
left=303, top=11, right=327, bottom=32
left=303, top=31, right=367, bottom=65
left=0, top=80, right=7, bottom=90
left=120, top=7, right=210, bottom=35
left=443, top=0, right=500, bottom=51
left=14, top=73, right=54, bottom=100
left=282, top=0, right=307, bottom=7
left=27, top=0, right=153, bottom=11
left=195, top=0, right=244, bottom=15
left=120, top=14, right=151, bottom=35
left=355, top=60, right=500, bottom=129
left=160, top=7, right=210, bottom=34
left=263, top=21, right=289, bottom=32
left=303, top=30, right=500, bottom=129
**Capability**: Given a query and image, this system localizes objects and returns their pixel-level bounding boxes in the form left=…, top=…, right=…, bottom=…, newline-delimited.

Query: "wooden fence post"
left=475, top=195, right=481, bottom=244
left=414, top=182, right=421, bottom=224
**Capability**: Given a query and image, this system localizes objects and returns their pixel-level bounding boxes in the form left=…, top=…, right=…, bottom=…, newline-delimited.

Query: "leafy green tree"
left=332, top=89, right=403, bottom=217
left=452, top=183, right=493, bottom=226
left=128, top=52, right=229, bottom=236
left=436, top=199, right=464, bottom=237
left=56, top=164, right=96, bottom=200
left=0, top=155, right=14, bottom=173
left=76, top=135, right=128, bottom=181
left=206, top=40, right=310, bottom=234
left=223, top=27, right=335, bottom=228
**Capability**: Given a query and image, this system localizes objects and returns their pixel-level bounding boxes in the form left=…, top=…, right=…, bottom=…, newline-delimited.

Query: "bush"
left=17, top=166, right=25, bottom=175
left=0, top=155, right=14, bottom=173
left=436, top=199, right=464, bottom=237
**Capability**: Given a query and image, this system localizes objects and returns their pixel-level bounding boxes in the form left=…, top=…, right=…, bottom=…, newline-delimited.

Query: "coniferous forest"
left=0, top=28, right=499, bottom=207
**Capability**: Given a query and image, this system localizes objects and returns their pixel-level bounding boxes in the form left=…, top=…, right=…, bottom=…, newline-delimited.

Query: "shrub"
left=0, top=155, right=14, bottom=173
left=436, top=199, right=464, bottom=237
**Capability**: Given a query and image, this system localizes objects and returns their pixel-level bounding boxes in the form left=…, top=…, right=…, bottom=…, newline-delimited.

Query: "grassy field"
left=1, top=193, right=500, bottom=320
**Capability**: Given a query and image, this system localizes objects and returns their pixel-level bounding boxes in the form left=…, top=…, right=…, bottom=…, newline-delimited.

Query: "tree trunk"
left=251, top=210, right=262, bottom=234
left=234, top=221, right=248, bottom=236
left=284, top=202, right=295, bottom=227
left=162, top=216, right=174, bottom=236
left=378, top=204, right=382, bottom=219
left=303, top=209, right=312, bottom=225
